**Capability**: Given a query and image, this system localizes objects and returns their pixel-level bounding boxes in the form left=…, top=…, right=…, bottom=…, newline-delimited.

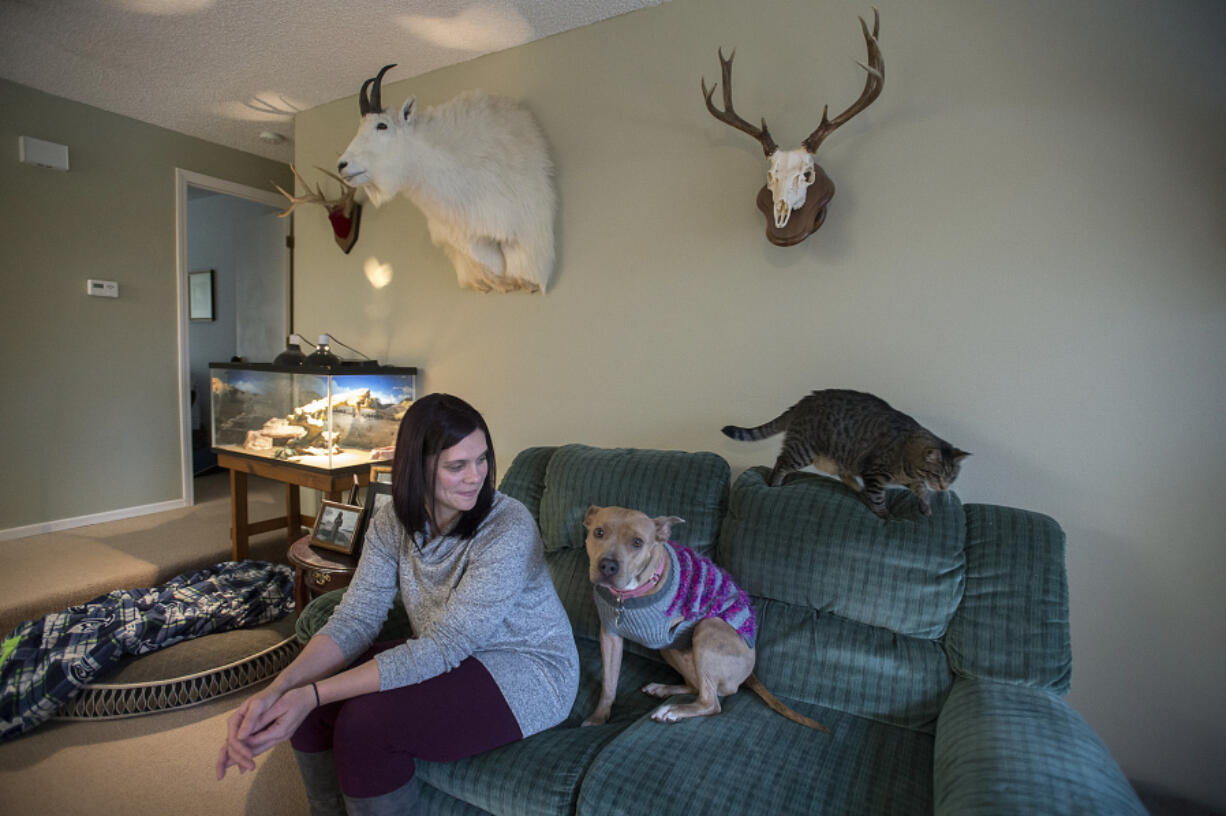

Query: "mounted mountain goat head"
left=336, top=64, right=556, bottom=293
left=701, top=10, right=883, bottom=247
left=275, top=164, right=362, bottom=253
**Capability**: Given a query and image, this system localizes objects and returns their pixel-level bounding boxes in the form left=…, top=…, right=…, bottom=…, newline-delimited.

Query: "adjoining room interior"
left=1, top=0, right=1223, bottom=814
left=184, top=183, right=288, bottom=481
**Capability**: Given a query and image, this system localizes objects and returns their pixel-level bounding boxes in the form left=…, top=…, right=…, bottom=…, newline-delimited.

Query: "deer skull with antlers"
left=274, top=164, right=363, bottom=254
left=702, top=9, right=883, bottom=246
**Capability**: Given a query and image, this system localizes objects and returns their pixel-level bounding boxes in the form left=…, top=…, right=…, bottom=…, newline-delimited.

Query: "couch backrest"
left=500, top=446, right=1073, bottom=732
left=500, top=444, right=730, bottom=644
left=497, top=445, right=555, bottom=520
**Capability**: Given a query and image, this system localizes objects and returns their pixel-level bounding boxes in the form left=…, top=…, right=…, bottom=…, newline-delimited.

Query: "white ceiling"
left=0, top=0, right=668, bottom=162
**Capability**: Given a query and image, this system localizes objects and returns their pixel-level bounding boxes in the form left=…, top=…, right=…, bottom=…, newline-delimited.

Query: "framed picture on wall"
left=189, top=269, right=215, bottom=321
left=310, top=500, right=363, bottom=556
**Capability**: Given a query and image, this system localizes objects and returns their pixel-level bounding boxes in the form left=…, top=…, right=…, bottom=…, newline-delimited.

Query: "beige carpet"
left=0, top=471, right=309, bottom=815
left=0, top=678, right=308, bottom=815
left=0, top=471, right=292, bottom=635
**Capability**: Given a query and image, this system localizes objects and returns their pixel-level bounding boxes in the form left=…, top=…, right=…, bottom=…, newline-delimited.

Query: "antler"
left=802, top=9, right=884, bottom=154
left=701, top=48, right=778, bottom=157
left=274, top=164, right=356, bottom=218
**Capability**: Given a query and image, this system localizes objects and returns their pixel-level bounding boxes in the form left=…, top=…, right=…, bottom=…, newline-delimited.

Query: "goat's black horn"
left=358, top=77, right=374, bottom=116
left=370, top=64, right=397, bottom=114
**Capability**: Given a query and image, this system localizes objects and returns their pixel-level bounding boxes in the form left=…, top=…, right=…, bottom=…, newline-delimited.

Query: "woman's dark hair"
left=391, top=393, right=497, bottom=541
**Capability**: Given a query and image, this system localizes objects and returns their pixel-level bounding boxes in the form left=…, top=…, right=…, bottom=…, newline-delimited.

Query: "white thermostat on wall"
left=87, top=279, right=119, bottom=298
left=19, top=136, right=70, bottom=171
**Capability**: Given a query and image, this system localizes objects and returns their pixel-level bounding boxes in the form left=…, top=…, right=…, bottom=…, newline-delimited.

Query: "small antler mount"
left=701, top=9, right=883, bottom=246
left=274, top=164, right=363, bottom=254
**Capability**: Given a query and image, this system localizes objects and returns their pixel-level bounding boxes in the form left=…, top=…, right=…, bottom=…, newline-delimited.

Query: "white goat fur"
left=337, top=90, right=555, bottom=293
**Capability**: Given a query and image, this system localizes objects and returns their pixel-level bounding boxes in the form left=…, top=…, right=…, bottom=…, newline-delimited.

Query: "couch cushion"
left=498, top=445, right=557, bottom=520
left=933, top=678, right=1145, bottom=815
left=719, top=467, right=966, bottom=638
left=415, top=637, right=676, bottom=815
left=753, top=598, right=952, bottom=733
left=537, top=445, right=730, bottom=556
left=717, top=468, right=963, bottom=732
left=944, top=504, right=1071, bottom=691
left=577, top=691, right=933, bottom=816
left=542, top=548, right=605, bottom=644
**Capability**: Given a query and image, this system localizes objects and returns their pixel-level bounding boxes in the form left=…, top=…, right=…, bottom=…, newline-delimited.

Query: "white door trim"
left=174, top=169, right=289, bottom=506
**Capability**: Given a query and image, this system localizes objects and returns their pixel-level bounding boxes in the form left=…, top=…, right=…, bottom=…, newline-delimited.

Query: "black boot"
left=342, top=777, right=420, bottom=815
left=292, top=749, right=347, bottom=816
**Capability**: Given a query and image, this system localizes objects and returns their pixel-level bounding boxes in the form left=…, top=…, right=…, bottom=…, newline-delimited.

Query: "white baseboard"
left=0, top=498, right=188, bottom=542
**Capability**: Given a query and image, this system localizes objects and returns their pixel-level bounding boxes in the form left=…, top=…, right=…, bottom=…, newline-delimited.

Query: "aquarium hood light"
left=275, top=333, right=377, bottom=368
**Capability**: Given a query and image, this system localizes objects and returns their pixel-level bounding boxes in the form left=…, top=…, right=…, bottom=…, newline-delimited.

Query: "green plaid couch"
left=296, top=444, right=1145, bottom=815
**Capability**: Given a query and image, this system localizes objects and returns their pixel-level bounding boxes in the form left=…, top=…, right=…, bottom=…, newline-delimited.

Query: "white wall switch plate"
left=19, top=136, right=70, bottom=171
left=87, top=279, right=119, bottom=298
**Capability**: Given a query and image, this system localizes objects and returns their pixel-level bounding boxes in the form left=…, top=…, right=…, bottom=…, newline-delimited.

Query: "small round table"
left=287, top=535, right=358, bottom=613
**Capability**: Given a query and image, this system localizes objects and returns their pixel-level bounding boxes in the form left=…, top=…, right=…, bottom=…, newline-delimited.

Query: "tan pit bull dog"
left=580, top=505, right=827, bottom=730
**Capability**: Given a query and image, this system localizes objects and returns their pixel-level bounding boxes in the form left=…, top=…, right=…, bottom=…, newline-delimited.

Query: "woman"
left=216, top=394, right=579, bottom=815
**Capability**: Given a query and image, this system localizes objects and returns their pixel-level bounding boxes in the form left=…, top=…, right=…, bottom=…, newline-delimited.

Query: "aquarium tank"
left=210, top=363, right=417, bottom=471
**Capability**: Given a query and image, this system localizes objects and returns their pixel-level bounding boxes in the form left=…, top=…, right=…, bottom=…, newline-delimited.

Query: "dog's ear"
left=653, top=515, right=685, bottom=542
left=583, top=505, right=603, bottom=529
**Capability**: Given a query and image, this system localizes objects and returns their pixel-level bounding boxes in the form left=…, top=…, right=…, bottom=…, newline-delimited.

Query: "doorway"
left=175, top=169, right=291, bottom=506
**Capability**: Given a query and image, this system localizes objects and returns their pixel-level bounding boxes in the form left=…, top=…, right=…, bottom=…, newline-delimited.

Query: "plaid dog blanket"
left=0, top=560, right=294, bottom=742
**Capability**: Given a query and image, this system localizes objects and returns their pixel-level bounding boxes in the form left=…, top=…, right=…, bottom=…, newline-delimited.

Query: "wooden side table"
left=216, top=451, right=371, bottom=561
left=287, top=535, right=358, bottom=614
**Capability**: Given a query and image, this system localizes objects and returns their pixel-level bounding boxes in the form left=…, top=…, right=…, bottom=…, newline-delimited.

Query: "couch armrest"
left=933, top=678, right=1144, bottom=815
left=294, top=589, right=412, bottom=645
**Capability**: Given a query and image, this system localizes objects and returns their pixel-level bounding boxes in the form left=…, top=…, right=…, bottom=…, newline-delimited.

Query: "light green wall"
left=292, top=0, right=1226, bottom=806
left=0, top=77, right=290, bottom=529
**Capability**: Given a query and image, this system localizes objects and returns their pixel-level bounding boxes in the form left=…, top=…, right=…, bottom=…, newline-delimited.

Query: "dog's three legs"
left=645, top=619, right=755, bottom=723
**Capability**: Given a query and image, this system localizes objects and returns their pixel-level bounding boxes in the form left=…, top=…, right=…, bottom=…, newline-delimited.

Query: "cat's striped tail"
left=721, top=412, right=789, bottom=441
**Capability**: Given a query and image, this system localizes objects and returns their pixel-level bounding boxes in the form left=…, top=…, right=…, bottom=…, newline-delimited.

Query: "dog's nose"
left=337, top=161, right=348, bottom=172
left=599, top=558, right=619, bottom=578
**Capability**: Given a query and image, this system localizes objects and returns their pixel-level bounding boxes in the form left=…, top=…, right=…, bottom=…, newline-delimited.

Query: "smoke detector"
left=258, top=131, right=288, bottom=145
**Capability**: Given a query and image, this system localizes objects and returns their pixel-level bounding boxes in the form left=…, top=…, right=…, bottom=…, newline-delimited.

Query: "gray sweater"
left=318, top=492, right=579, bottom=737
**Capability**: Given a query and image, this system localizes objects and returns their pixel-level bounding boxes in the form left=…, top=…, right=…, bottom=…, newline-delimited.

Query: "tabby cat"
left=722, top=389, right=969, bottom=520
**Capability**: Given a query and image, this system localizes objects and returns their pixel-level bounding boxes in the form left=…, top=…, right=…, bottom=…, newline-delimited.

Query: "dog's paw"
left=642, top=682, right=691, bottom=699
left=642, top=683, right=671, bottom=699
left=650, top=703, right=685, bottom=724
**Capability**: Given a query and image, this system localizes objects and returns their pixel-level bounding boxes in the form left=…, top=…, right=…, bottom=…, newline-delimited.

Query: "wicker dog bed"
left=53, top=616, right=300, bottom=720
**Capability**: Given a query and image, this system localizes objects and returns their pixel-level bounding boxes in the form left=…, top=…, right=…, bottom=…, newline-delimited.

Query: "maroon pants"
left=290, top=642, right=522, bottom=797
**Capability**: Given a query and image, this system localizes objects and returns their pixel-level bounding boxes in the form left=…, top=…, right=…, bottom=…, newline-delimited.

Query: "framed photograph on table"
left=370, top=465, right=393, bottom=485
left=310, top=500, right=363, bottom=556
left=355, top=478, right=394, bottom=551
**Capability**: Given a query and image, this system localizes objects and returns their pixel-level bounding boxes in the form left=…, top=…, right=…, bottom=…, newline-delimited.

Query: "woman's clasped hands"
left=215, top=683, right=316, bottom=779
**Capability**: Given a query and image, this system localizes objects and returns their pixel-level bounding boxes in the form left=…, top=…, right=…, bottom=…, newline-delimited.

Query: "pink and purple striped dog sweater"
left=592, top=542, right=757, bottom=650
